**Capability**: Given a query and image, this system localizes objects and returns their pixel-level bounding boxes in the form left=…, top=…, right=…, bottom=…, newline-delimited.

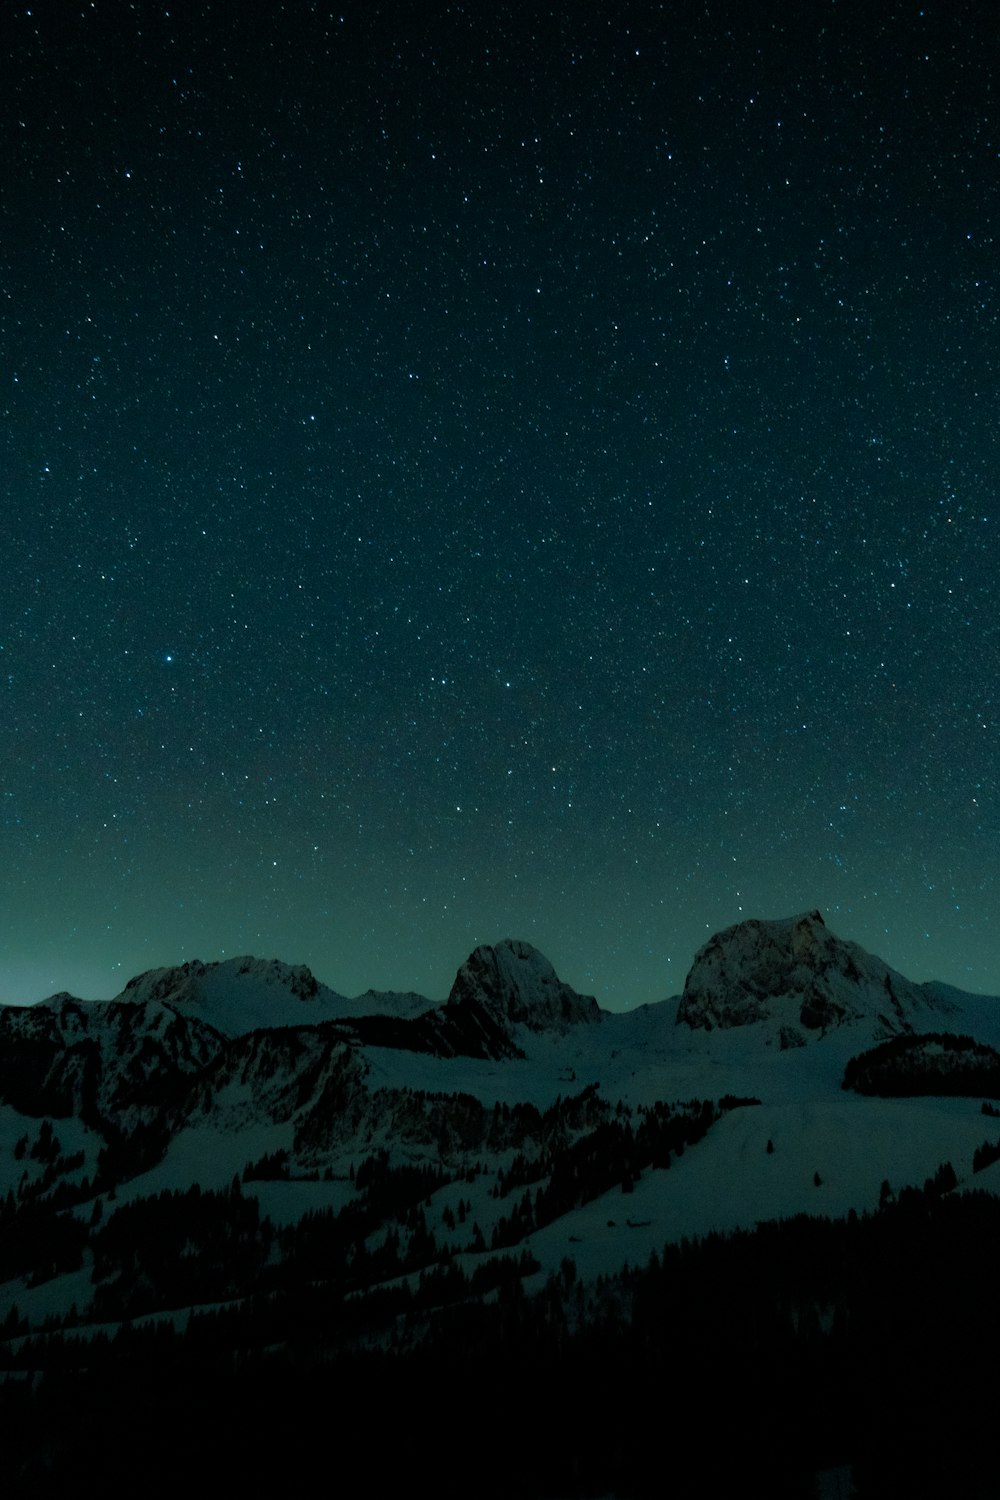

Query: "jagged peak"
left=677, top=909, right=951, bottom=1044
left=120, top=959, right=212, bottom=1008
left=347, top=988, right=437, bottom=1020
left=447, top=938, right=601, bottom=1034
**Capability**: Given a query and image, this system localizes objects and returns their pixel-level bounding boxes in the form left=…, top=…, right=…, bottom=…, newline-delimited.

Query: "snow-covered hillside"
left=1, top=910, right=998, bottom=1373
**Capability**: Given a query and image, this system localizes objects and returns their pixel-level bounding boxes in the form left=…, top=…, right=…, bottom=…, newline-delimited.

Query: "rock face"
left=119, top=958, right=216, bottom=1009
left=676, top=910, right=952, bottom=1045
left=446, top=939, right=602, bottom=1036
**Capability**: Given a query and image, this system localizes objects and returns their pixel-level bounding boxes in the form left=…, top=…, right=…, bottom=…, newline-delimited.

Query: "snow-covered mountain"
left=0, top=991, right=225, bottom=1128
left=446, top=938, right=601, bottom=1035
left=48, top=940, right=598, bottom=1062
left=2, top=906, right=999, bottom=1470
left=677, top=908, right=955, bottom=1046
left=111, top=954, right=436, bottom=1035
left=2, top=909, right=999, bottom=1492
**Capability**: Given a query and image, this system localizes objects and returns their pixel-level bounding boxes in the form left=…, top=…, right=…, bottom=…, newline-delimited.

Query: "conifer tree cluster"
left=843, top=1032, right=1000, bottom=1098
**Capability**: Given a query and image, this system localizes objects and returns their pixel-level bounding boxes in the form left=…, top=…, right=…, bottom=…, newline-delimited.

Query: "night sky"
left=3, top=1, right=997, bottom=1010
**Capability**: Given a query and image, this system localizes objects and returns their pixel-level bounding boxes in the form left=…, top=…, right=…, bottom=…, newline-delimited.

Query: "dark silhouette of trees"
left=973, top=1138, right=1000, bottom=1174
left=843, top=1032, right=1000, bottom=1098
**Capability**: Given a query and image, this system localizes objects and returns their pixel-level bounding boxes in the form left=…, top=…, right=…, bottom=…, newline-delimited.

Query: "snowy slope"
left=2, top=909, right=999, bottom=1344
left=519, top=1092, right=994, bottom=1285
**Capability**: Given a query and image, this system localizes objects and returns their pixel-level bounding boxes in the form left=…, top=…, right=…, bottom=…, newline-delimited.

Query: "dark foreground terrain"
left=3, top=1186, right=999, bottom=1498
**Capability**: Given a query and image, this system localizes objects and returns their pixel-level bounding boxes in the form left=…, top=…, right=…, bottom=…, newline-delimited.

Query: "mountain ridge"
left=2, top=907, right=1000, bottom=1430
left=6, top=914, right=982, bottom=1041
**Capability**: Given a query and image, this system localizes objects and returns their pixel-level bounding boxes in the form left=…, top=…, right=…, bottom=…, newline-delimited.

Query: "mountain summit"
left=117, top=955, right=346, bottom=1035
left=447, top=939, right=601, bottom=1035
left=677, top=909, right=952, bottom=1046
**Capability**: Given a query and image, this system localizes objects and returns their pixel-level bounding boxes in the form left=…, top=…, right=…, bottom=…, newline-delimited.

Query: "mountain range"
left=2, top=909, right=999, bottom=1495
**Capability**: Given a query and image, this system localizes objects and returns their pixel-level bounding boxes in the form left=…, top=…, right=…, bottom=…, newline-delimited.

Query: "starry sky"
left=3, top=0, right=997, bottom=1010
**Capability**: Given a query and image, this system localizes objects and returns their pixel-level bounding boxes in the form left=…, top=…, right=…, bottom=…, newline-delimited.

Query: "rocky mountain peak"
left=446, top=938, right=601, bottom=1035
left=676, top=910, right=951, bottom=1046
left=121, top=958, right=212, bottom=1010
